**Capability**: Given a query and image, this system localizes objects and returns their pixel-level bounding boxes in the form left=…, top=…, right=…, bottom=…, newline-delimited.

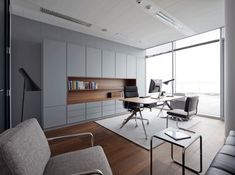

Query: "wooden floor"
left=45, top=117, right=224, bottom=175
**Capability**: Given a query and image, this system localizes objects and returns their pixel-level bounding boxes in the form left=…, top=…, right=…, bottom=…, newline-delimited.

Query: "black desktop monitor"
left=148, top=79, right=162, bottom=94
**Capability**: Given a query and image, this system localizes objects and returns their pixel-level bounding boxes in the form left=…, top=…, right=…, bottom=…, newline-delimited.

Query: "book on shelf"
left=68, top=80, right=98, bottom=91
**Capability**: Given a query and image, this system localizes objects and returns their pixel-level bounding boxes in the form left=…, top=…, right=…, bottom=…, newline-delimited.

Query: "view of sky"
left=146, top=29, right=221, bottom=116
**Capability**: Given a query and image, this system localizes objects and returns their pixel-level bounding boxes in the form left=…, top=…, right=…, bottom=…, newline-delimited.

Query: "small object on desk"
left=107, top=91, right=122, bottom=98
left=139, top=96, right=150, bottom=98
left=164, top=130, right=191, bottom=141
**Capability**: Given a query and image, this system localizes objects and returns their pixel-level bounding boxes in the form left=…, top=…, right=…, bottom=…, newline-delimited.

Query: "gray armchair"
left=0, top=118, right=113, bottom=175
left=170, top=93, right=186, bottom=110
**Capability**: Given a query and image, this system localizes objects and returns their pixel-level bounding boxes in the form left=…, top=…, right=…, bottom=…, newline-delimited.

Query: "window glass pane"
left=175, top=42, right=220, bottom=117
left=146, top=42, right=172, bottom=56
left=176, top=29, right=220, bottom=49
left=146, top=53, right=172, bottom=95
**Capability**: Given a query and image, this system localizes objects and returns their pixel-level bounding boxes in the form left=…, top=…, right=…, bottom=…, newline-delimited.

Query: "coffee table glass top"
left=152, top=127, right=201, bottom=148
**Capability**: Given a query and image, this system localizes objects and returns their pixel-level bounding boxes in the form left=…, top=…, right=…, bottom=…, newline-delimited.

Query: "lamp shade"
left=18, top=68, right=41, bottom=91
left=163, top=78, right=175, bottom=85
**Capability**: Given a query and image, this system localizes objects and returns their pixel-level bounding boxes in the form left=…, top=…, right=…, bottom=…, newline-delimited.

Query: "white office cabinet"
left=102, top=50, right=115, bottom=78
left=127, top=55, right=137, bottom=78
left=102, top=100, right=115, bottom=116
left=115, top=53, right=127, bottom=78
left=86, top=47, right=102, bottom=77
left=137, top=57, right=146, bottom=96
left=115, top=100, right=126, bottom=113
left=67, top=103, right=86, bottom=124
left=42, top=39, right=67, bottom=128
left=67, top=43, right=86, bottom=77
left=86, top=102, right=102, bottom=120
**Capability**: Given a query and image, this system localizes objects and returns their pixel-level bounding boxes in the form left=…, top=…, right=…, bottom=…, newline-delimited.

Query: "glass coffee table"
left=150, top=127, right=202, bottom=175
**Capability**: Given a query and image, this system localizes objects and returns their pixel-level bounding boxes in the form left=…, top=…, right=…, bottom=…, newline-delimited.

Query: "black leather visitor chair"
left=166, top=96, right=199, bottom=132
left=123, top=86, right=149, bottom=127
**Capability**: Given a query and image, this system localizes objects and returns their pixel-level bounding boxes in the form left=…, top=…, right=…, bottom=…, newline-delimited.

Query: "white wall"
left=11, top=15, right=146, bottom=126
left=225, top=0, right=235, bottom=135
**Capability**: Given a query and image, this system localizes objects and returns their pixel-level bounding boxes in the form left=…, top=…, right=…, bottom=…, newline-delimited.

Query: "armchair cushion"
left=44, top=146, right=113, bottom=175
left=167, top=109, right=196, bottom=118
left=0, top=119, right=51, bottom=175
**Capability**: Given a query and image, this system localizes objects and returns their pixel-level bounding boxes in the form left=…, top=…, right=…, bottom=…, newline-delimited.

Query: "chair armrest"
left=47, top=132, right=94, bottom=147
left=71, top=169, right=103, bottom=175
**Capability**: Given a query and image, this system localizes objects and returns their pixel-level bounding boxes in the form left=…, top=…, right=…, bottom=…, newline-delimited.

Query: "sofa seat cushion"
left=206, top=167, right=232, bottom=175
left=0, top=119, right=51, bottom=175
left=44, top=146, right=113, bottom=175
left=210, top=153, right=235, bottom=174
left=225, top=136, right=235, bottom=146
left=219, top=145, right=235, bottom=157
left=229, top=131, right=235, bottom=137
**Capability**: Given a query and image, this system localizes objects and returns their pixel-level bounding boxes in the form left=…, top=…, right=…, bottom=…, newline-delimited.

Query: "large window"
left=146, top=29, right=222, bottom=118
left=146, top=53, right=172, bottom=94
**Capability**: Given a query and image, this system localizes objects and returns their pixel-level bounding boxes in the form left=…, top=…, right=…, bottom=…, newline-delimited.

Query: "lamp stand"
left=21, top=80, right=25, bottom=122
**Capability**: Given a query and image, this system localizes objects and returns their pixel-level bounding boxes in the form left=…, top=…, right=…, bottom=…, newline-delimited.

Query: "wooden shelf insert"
left=67, top=77, right=136, bottom=104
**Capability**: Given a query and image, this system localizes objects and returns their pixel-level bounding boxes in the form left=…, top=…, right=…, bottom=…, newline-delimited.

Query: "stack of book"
left=68, top=80, right=98, bottom=91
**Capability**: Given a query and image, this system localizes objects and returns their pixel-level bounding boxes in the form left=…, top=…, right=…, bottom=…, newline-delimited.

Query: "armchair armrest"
left=72, top=169, right=103, bottom=175
left=47, top=132, right=94, bottom=147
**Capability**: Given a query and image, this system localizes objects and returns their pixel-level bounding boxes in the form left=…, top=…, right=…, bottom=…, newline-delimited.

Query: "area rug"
left=95, top=109, right=201, bottom=150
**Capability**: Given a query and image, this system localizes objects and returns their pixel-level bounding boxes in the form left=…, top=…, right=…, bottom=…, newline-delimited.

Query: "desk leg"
left=150, top=137, right=153, bottom=175
left=139, top=110, right=148, bottom=139
left=120, top=109, right=138, bottom=129
left=157, top=103, right=165, bottom=117
left=159, top=101, right=172, bottom=118
left=165, top=101, right=173, bottom=110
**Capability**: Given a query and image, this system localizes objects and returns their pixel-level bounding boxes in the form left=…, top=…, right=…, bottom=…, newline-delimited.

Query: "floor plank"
left=45, top=117, right=224, bottom=175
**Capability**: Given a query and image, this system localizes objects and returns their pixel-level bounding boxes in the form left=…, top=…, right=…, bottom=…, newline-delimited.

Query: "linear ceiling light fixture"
left=135, top=0, right=195, bottom=36
left=156, top=11, right=177, bottom=26
left=40, top=7, right=92, bottom=27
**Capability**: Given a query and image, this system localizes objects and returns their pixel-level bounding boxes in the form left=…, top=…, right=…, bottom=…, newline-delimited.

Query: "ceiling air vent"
left=40, top=7, right=92, bottom=27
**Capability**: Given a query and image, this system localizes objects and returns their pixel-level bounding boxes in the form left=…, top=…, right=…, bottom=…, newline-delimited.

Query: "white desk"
left=119, top=96, right=183, bottom=139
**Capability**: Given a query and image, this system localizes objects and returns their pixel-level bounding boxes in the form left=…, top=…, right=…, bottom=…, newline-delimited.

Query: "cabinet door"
left=137, top=57, right=146, bottom=96
left=127, top=55, right=137, bottom=78
left=67, top=43, right=85, bottom=76
left=115, top=53, right=127, bottom=78
left=67, top=103, right=86, bottom=124
left=86, top=47, right=102, bottom=77
left=43, top=39, right=66, bottom=107
left=102, top=50, right=115, bottom=78
left=43, top=106, right=66, bottom=128
left=102, top=100, right=115, bottom=116
left=86, top=102, right=101, bottom=120
left=115, top=100, right=126, bottom=113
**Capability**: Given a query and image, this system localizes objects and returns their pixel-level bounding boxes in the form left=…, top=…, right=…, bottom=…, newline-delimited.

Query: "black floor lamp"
left=19, top=68, right=41, bottom=122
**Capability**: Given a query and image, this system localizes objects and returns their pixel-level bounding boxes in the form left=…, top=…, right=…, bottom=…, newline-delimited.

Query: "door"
left=0, top=0, right=10, bottom=132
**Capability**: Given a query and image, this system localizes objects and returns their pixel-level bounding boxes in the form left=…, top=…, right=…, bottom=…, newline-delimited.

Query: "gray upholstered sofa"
left=205, top=130, right=235, bottom=175
left=0, top=118, right=113, bottom=175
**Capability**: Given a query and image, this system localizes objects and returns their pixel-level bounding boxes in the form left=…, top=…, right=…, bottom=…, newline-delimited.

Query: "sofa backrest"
left=0, top=118, right=51, bottom=175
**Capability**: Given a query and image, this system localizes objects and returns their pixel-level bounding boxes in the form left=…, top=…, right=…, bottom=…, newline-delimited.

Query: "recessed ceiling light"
left=136, top=0, right=143, bottom=4
left=145, top=5, right=152, bottom=10
left=101, top=28, right=108, bottom=32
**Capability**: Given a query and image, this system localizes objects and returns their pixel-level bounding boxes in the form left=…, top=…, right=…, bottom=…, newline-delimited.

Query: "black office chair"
left=123, top=86, right=149, bottom=127
left=166, top=96, right=199, bottom=132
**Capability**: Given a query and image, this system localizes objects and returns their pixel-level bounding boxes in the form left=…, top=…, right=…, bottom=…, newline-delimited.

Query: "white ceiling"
left=11, top=0, right=224, bottom=49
